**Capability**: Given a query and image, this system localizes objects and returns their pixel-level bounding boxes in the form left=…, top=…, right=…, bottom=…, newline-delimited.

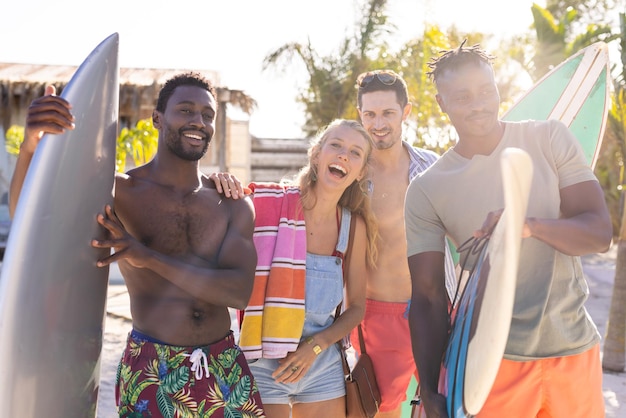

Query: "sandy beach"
left=96, top=246, right=626, bottom=417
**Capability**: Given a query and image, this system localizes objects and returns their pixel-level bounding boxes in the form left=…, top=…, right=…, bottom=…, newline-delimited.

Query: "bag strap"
left=335, top=213, right=356, bottom=319
left=356, top=322, right=367, bottom=354
left=342, top=215, right=368, bottom=354
left=336, top=214, right=368, bottom=375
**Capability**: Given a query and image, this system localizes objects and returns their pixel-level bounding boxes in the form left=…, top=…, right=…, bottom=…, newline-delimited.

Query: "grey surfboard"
left=0, top=33, right=119, bottom=417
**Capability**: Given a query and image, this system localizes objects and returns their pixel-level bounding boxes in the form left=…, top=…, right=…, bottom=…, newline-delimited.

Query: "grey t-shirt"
left=405, top=119, right=600, bottom=360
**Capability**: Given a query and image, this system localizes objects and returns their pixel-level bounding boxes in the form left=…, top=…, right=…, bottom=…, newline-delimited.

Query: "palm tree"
left=262, top=0, right=393, bottom=136
left=527, top=2, right=615, bottom=81
left=602, top=12, right=626, bottom=373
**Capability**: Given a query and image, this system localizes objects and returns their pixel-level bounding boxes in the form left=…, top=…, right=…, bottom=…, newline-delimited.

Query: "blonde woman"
left=238, top=119, right=378, bottom=418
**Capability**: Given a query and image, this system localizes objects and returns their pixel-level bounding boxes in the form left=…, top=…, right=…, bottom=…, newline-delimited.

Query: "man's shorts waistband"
left=365, top=298, right=409, bottom=314
left=129, top=329, right=236, bottom=355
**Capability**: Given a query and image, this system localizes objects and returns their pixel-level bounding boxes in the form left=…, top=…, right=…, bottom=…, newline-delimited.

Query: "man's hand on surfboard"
left=22, top=85, right=75, bottom=155
left=92, top=204, right=149, bottom=269
left=475, top=208, right=534, bottom=240
left=473, top=208, right=503, bottom=239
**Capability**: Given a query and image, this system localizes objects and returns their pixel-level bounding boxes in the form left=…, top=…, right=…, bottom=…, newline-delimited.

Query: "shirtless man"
left=351, top=70, right=445, bottom=417
left=9, top=73, right=265, bottom=417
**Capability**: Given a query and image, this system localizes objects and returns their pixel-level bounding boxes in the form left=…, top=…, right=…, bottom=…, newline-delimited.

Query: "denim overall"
left=248, top=207, right=351, bottom=404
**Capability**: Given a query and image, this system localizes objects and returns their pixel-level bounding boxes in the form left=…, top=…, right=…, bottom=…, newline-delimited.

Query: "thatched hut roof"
left=0, top=63, right=256, bottom=129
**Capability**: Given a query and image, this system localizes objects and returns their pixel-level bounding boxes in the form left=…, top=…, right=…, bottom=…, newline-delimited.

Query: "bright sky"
left=1, top=0, right=542, bottom=138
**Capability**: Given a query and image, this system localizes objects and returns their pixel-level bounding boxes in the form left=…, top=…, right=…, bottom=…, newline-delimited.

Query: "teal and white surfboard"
left=503, top=41, right=610, bottom=168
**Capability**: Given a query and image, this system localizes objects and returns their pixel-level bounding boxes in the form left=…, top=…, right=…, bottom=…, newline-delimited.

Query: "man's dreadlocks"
left=426, top=40, right=495, bottom=83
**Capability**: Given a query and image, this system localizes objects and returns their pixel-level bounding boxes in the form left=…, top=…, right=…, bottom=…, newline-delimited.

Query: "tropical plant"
left=4, top=125, right=24, bottom=155
left=523, top=2, right=617, bottom=81
left=262, top=0, right=392, bottom=136
left=116, top=118, right=158, bottom=172
left=545, top=0, right=617, bottom=27
left=602, top=11, right=626, bottom=373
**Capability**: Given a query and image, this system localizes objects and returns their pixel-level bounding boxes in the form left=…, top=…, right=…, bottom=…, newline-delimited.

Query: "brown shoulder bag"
left=337, top=215, right=381, bottom=418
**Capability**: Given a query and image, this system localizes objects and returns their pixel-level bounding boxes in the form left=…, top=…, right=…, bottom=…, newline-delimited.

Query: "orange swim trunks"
left=477, top=344, right=604, bottom=418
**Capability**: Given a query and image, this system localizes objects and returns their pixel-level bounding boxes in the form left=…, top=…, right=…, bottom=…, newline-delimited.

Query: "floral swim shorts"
left=115, top=330, right=265, bottom=417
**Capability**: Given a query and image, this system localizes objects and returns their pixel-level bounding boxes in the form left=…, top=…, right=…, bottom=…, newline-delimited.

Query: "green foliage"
left=5, top=125, right=24, bottom=155
left=598, top=88, right=626, bottom=234
left=599, top=12, right=626, bottom=237
left=262, top=0, right=392, bottom=136
left=116, top=118, right=158, bottom=172
left=546, top=0, right=618, bottom=27
left=527, top=3, right=617, bottom=81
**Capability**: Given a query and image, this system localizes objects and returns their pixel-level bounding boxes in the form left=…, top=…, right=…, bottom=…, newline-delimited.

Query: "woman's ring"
left=291, top=366, right=299, bottom=372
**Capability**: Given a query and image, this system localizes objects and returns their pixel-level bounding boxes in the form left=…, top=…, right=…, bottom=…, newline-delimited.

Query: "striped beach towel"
left=239, top=182, right=307, bottom=359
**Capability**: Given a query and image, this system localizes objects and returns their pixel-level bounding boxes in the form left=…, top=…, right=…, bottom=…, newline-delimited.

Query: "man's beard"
left=166, top=129, right=211, bottom=161
left=374, top=133, right=399, bottom=151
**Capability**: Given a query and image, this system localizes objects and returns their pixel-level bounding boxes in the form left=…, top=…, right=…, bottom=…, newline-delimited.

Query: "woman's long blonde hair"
left=291, top=119, right=378, bottom=268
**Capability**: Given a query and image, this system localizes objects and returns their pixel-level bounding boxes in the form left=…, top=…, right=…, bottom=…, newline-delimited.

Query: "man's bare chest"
left=116, top=187, right=230, bottom=259
left=370, top=172, right=409, bottom=239
left=370, top=170, right=408, bottom=204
